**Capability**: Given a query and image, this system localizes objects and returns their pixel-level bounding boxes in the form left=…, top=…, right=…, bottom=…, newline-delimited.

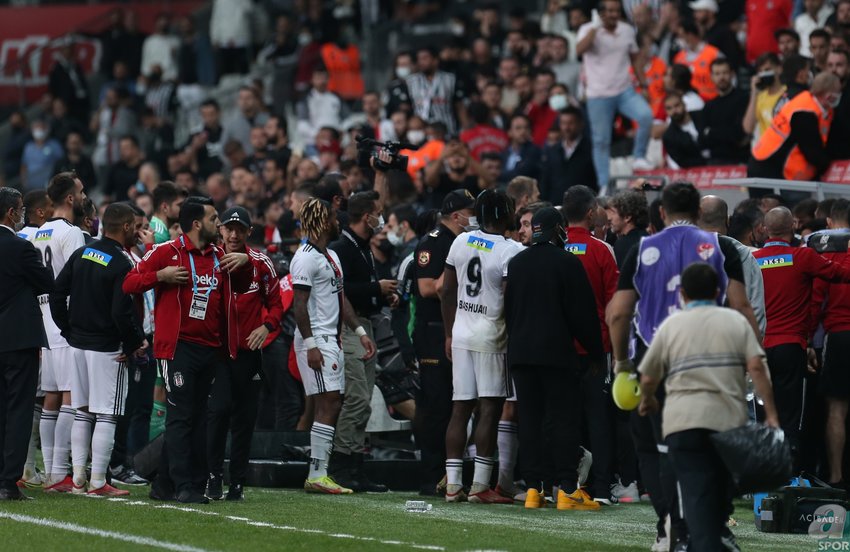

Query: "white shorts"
left=296, top=338, right=345, bottom=397
left=451, top=348, right=512, bottom=401
left=41, top=346, right=75, bottom=393
left=70, top=348, right=128, bottom=415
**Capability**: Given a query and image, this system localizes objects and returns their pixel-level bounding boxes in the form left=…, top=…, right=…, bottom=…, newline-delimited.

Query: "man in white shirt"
left=576, top=0, right=654, bottom=185
left=795, top=0, right=833, bottom=56
left=141, top=15, right=180, bottom=81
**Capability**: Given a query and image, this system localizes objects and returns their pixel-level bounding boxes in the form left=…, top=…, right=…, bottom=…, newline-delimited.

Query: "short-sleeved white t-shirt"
left=577, top=21, right=639, bottom=99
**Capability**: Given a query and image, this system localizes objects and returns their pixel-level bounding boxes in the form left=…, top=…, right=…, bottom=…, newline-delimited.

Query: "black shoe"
left=0, top=487, right=32, bottom=501
left=149, top=480, right=175, bottom=501
left=177, top=490, right=210, bottom=504
left=225, top=484, right=244, bottom=501
left=110, top=465, right=150, bottom=486
left=329, top=452, right=363, bottom=492
left=205, top=474, right=223, bottom=501
left=353, top=453, right=388, bottom=493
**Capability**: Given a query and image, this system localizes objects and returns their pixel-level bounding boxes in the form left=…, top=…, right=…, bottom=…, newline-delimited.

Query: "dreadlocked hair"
left=300, top=198, right=332, bottom=241
left=475, top=189, right=515, bottom=231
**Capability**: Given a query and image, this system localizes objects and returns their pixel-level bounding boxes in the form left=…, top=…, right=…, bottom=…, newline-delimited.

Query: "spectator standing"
left=691, top=0, right=744, bottom=69
left=460, top=103, right=509, bottom=161
left=21, top=120, right=64, bottom=190
left=776, top=28, right=802, bottom=60
left=295, top=70, right=342, bottom=150
left=48, top=42, right=90, bottom=127
left=499, top=115, right=542, bottom=184
left=320, top=35, right=366, bottom=104
left=406, top=47, right=463, bottom=136
left=222, top=86, right=270, bottom=156
left=548, top=36, right=581, bottom=97
left=796, top=0, right=834, bottom=56
left=105, top=136, right=144, bottom=202
left=743, top=53, right=786, bottom=142
left=827, top=49, right=850, bottom=159
left=662, top=93, right=708, bottom=169
left=746, top=0, right=793, bottom=65
left=257, top=15, right=300, bottom=110
left=540, top=107, right=597, bottom=203
left=700, top=59, right=750, bottom=164
left=142, top=14, right=180, bottom=82
left=53, top=132, right=96, bottom=190
left=184, top=100, right=225, bottom=180
left=176, top=16, right=216, bottom=86
left=0, top=187, right=53, bottom=501
left=4, top=111, right=30, bottom=182
left=576, top=0, right=654, bottom=186
left=383, top=52, right=413, bottom=116
left=809, top=29, right=831, bottom=74
left=91, top=87, right=137, bottom=181
left=673, top=21, right=723, bottom=102
left=210, top=0, right=253, bottom=77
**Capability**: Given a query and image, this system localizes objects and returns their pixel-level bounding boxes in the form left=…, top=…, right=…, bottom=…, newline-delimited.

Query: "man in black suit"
left=662, top=93, right=708, bottom=169
left=540, top=107, right=598, bottom=203
left=0, top=187, right=54, bottom=500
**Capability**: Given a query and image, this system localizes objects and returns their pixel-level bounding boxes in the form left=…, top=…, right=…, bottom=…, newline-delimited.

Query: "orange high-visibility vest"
left=673, top=44, right=721, bottom=101
left=631, top=56, right=668, bottom=113
left=320, top=43, right=365, bottom=101
left=751, top=91, right=833, bottom=181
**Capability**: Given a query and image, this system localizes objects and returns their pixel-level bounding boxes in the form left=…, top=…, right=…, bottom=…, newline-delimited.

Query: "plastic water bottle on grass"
left=404, top=500, right=432, bottom=513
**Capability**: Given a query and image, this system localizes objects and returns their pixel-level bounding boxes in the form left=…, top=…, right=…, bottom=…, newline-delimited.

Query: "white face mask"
left=548, top=94, right=568, bottom=111
left=828, top=92, right=842, bottom=108
left=407, top=129, right=425, bottom=145
left=32, top=128, right=47, bottom=141
left=463, top=215, right=479, bottom=232
left=396, top=66, right=412, bottom=79
left=387, top=227, right=405, bottom=246
left=369, top=214, right=385, bottom=233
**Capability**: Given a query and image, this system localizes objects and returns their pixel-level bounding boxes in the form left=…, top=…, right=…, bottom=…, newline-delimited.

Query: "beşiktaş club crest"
left=697, top=242, right=715, bottom=260
left=174, top=372, right=184, bottom=388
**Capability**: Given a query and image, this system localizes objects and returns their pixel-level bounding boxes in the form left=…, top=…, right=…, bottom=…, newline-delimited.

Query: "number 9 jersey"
left=32, top=218, right=86, bottom=348
left=446, top=230, right=524, bottom=353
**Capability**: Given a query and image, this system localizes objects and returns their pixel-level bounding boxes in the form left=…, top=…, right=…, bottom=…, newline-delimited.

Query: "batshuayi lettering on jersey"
left=33, top=219, right=86, bottom=349
left=290, top=243, right=345, bottom=340
left=447, top=230, right=523, bottom=353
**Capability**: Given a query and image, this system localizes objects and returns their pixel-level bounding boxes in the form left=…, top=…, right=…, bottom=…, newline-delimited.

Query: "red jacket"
left=122, top=236, right=254, bottom=360
left=753, top=239, right=850, bottom=349
left=263, top=274, right=294, bottom=348
left=525, top=101, right=557, bottom=146
left=566, top=226, right=619, bottom=353
left=236, top=247, right=285, bottom=351
left=809, top=231, right=850, bottom=336
left=459, top=125, right=509, bottom=160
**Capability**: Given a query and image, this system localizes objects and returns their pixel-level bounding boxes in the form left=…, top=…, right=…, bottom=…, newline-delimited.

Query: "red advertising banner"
left=0, top=1, right=201, bottom=105
left=636, top=162, right=850, bottom=187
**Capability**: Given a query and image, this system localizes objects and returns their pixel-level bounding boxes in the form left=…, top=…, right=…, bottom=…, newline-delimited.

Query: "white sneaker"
left=611, top=481, right=641, bottom=503
left=577, top=447, right=593, bottom=487
left=650, top=535, right=669, bottom=552
left=632, top=158, right=655, bottom=171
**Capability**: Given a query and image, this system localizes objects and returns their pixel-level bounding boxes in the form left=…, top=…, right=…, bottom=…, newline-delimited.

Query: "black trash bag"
left=710, top=424, right=793, bottom=494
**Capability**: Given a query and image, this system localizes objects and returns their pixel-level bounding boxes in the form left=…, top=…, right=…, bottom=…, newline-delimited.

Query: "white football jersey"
left=17, top=224, right=39, bottom=241
left=33, top=218, right=85, bottom=349
left=290, top=243, right=345, bottom=342
left=446, top=230, right=523, bottom=353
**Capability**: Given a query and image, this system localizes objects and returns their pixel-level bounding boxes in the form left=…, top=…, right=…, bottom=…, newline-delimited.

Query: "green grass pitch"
left=0, top=487, right=819, bottom=551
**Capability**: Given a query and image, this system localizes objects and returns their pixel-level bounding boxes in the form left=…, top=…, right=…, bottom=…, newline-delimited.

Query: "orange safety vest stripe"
left=673, top=45, right=720, bottom=101
left=320, top=43, right=365, bottom=100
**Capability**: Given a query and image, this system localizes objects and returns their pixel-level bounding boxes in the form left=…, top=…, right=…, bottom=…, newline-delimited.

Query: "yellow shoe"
left=304, top=475, right=353, bottom=494
left=557, top=488, right=601, bottom=511
left=445, top=483, right=467, bottom=503
left=525, top=488, right=546, bottom=509
left=436, top=474, right=447, bottom=496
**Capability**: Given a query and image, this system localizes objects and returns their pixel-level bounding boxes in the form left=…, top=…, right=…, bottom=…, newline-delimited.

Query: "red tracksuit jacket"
left=235, top=247, right=285, bottom=352
left=566, top=226, right=619, bottom=353
left=752, top=238, right=850, bottom=349
left=809, top=232, right=850, bottom=336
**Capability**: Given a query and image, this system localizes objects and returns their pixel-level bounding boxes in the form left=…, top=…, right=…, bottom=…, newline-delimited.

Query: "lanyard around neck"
left=181, top=236, right=220, bottom=297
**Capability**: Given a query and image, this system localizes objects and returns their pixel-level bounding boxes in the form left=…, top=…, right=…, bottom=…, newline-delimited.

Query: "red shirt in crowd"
left=745, top=0, right=792, bottom=64
left=752, top=238, right=850, bottom=349
left=459, top=125, right=509, bottom=160
left=235, top=247, right=285, bottom=351
left=525, top=102, right=558, bottom=146
left=809, top=231, right=850, bottom=336
left=566, top=226, right=619, bottom=353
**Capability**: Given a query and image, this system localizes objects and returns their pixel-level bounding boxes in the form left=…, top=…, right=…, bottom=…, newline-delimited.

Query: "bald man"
left=698, top=196, right=766, bottom=338
left=752, top=206, right=850, bottom=465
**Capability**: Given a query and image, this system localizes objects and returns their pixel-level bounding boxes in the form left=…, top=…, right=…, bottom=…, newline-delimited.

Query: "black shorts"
left=821, top=331, right=850, bottom=399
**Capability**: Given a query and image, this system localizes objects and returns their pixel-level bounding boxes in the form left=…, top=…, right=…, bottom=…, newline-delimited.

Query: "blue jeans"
left=586, top=87, right=653, bottom=188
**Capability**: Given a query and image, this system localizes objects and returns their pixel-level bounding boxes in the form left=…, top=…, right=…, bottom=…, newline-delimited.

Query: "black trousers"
left=256, top=335, right=301, bottom=431
left=207, top=349, right=262, bottom=486
left=766, top=343, right=807, bottom=460
left=0, top=348, right=38, bottom=490
left=413, top=322, right=453, bottom=489
left=112, top=351, right=155, bottom=467
left=514, top=363, right=582, bottom=493
left=580, top=357, right=617, bottom=496
left=157, top=341, right=219, bottom=493
left=667, top=429, right=734, bottom=552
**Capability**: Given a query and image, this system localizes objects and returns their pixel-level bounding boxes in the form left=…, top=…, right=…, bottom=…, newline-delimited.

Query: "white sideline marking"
left=0, top=511, right=216, bottom=552
left=108, top=498, right=445, bottom=551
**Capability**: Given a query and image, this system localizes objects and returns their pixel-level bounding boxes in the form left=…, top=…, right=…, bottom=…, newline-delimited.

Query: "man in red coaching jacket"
left=752, top=206, right=850, bottom=467
left=808, top=198, right=850, bottom=486
left=206, top=207, right=284, bottom=502
left=123, top=197, right=253, bottom=504
left=563, top=185, right=620, bottom=504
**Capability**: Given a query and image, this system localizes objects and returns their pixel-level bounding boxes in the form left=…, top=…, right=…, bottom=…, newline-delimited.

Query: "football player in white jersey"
left=291, top=198, right=376, bottom=495
left=33, top=173, right=87, bottom=492
left=441, top=190, right=524, bottom=503
left=16, top=189, right=53, bottom=488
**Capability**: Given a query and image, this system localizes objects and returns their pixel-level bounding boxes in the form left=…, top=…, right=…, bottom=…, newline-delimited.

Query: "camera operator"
left=742, top=53, right=785, bottom=142
left=423, top=140, right=480, bottom=211
left=327, top=191, right=398, bottom=492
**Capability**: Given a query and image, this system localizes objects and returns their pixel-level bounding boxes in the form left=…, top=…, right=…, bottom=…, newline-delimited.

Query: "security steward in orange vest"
left=673, top=21, right=722, bottom=101
left=749, top=72, right=842, bottom=181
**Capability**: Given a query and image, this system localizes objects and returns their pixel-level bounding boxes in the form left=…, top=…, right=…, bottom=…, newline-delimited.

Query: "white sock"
left=497, top=421, right=519, bottom=489
left=472, top=456, right=495, bottom=488
left=90, top=414, right=118, bottom=489
left=308, top=422, right=335, bottom=480
left=71, top=411, right=94, bottom=486
left=23, top=405, right=42, bottom=476
left=446, top=459, right=463, bottom=486
left=52, top=406, right=75, bottom=483
left=39, top=409, right=58, bottom=479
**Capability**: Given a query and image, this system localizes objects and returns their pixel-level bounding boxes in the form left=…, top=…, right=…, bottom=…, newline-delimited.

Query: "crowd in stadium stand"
left=5, top=1, right=850, bottom=550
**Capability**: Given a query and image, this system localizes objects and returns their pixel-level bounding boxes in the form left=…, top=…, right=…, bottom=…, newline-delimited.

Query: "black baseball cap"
left=531, top=207, right=565, bottom=245
left=442, top=189, right=475, bottom=215
left=220, top=206, right=252, bottom=228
